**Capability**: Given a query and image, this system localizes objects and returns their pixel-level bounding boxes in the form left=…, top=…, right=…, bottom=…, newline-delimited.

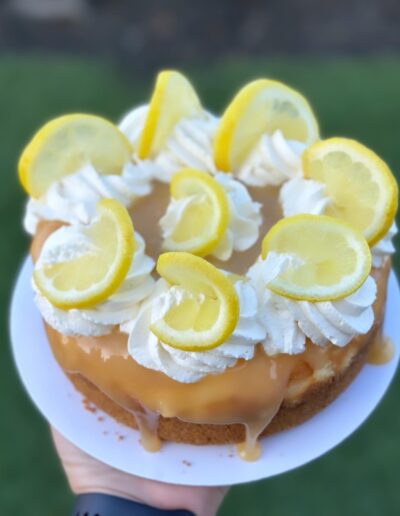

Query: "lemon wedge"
left=214, top=79, right=319, bottom=171
left=150, top=252, right=239, bottom=351
left=138, top=70, right=203, bottom=159
left=161, top=168, right=229, bottom=256
left=19, top=114, right=133, bottom=198
left=303, top=137, right=398, bottom=246
left=34, top=198, right=135, bottom=309
left=261, top=214, right=371, bottom=301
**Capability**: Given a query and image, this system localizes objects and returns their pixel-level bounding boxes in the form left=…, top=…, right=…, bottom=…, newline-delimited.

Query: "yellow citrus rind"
left=163, top=168, right=230, bottom=256
left=302, top=137, right=398, bottom=246
left=150, top=252, right=239, bottom=351
left=19, top=114, right=132, bottom=198
left=33, top=198, right=135, bottom=309
left=138, top=70, right=202, bottom=159
left=261, top=214, right=371, bottom=302
left=214, top=79, right=319, bottom=171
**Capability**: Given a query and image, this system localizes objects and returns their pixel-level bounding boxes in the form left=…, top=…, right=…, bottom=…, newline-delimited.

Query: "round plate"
left=10, top=258, right=400, bottom=486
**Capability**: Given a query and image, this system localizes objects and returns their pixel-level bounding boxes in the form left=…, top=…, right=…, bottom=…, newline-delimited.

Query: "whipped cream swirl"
left=236, top=130, right=305, bottom=187
left=123, top=279, right=266, bottom=383
left=119, top=105, right=218, bottom=183
left=33, top=228, right=155, bottom=337
left=248, top=253, right=377, bottom=355
left=24, top=162, right=153, bottom=235
left=371, top=222, right=398, bottom=267
left=160, top=172, right=262, bottom=261
left=280, top=177, right=397, bottom=268
left=280, top=177, right=331, bottom=216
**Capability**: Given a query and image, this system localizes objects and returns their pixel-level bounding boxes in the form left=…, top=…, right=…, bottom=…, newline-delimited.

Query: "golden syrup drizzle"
left=31, top=186, right=391, bottom=460
left=131, top=407, right=161, bottom=452
left=236, top=402, right=283, bottom=462
left=47, top=328, right=298, bottom=428
left=367, top=333, right=395, bottom=365
left=236, top=440, right=261, bottom=462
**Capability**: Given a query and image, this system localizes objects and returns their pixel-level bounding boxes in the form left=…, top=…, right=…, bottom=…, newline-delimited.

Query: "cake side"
left=64, top=321, right=376, bottom=445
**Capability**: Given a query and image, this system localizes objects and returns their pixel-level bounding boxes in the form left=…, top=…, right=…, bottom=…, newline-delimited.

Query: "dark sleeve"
left=72, top=493, right=195, bottom=516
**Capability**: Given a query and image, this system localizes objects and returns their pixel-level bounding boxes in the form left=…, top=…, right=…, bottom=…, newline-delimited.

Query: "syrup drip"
left=367, top=333, right=395, bottom=365
left=236, top=440, right=261, bottom=462
left=237, top=401, right=283, bottom=462
left=131, top=407, right=161, bottom=452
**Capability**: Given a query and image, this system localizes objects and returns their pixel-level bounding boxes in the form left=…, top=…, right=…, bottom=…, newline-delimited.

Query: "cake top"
left=20, top=70, right=398, bottom=383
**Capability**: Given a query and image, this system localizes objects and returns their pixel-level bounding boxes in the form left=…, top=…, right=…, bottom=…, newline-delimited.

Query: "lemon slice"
left=303, top=137, right=398, bottom=246
left=261, top=214, right=371, bottom=301
left=138, top=70, right=203, bottom=159
left=214, top=79, right=319, bottom=171
left=19, top=114, right=133, bottom=199
left=150, top=252, right=239, bottom=351
left=34, top=198, right=135, bottom=309
left=162, top=168, right=229, bottom=256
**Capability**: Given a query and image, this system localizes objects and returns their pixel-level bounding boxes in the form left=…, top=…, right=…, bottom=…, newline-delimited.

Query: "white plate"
left=10, top=258, right=400, bottom=486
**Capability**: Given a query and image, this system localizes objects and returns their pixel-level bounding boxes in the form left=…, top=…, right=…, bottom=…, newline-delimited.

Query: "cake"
left=20, top=71, right=398, bottom=461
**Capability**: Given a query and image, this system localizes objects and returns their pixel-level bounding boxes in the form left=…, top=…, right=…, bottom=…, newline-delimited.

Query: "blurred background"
left=1, top=1, right=400, bottom=514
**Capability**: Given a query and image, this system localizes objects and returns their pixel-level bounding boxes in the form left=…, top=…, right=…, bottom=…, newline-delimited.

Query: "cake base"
left=67, top=325, right=376, bottom=445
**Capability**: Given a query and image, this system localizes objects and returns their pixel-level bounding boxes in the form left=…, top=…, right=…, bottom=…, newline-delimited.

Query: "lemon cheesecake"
left=20, top=71, right=398, bottom=461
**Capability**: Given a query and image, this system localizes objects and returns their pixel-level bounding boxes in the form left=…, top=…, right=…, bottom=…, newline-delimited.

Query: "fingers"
left=50, top=427, right=229, bottom=514
left=50, top=428, right=137, bottom=498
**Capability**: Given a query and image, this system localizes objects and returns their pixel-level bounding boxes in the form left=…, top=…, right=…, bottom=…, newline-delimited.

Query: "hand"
left=51, top=428, right=228, bottom=516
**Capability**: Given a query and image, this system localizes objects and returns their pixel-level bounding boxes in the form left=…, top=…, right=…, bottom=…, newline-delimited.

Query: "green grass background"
left=1, top=55, right=399, bottom=515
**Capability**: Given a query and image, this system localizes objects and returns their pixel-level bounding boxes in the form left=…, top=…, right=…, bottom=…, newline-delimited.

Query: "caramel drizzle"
left=367, top=333, right=395, bottom=365
left=130, top=406, right=161, bottom=453
left=237, top=402, right=283, bottom=462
